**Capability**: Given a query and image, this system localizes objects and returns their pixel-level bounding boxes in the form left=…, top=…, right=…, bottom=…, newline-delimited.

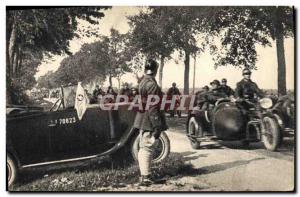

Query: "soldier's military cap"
left=242, top=68, right=252, bottom=75
left=144, top=59, right=159, bottom=75
left=210, top=79, right=220, bottom=86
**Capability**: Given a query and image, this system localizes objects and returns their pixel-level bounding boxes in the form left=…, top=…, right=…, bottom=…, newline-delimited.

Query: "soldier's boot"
left=139, top=175, right=166, bottom=186
left=139, top=175, right=154, bottom=186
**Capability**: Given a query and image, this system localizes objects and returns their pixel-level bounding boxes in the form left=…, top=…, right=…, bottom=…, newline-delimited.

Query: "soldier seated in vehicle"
left=204, top=80, right=228, bottom=107
left=194, top=85, right=209, bottom=109
left=221, top=78, right=235, bottom=97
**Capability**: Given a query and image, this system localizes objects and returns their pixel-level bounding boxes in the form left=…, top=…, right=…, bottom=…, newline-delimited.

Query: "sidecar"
left=186, top=98, right=282, bottom=151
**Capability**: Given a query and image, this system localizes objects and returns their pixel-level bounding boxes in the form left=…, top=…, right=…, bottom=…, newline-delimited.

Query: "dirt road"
left=116, top=117, right=295, bottom=192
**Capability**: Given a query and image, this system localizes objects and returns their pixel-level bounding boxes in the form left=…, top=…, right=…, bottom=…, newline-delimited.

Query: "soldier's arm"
left=235, top=83, right=242, bottom=98
left=254, top=83, right=264, bottom=98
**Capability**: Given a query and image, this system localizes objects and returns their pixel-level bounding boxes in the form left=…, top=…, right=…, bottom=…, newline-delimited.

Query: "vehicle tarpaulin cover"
left=75, top=82, right=88, bottom=120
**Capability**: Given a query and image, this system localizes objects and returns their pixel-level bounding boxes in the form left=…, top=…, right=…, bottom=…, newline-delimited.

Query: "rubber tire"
left=190, top=140, right=201, bottom=149
left=262, top=116, right=280, bottom=151
left=7, top=154, right=17, bottom=188
left=130, top=131, right=170, bottom=163
left=188, top=117, right=202, bottom=149
left=241, top=140, right=250, bottom=149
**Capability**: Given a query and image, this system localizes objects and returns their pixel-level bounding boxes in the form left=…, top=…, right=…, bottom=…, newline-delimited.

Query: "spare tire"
left=130, top=131, right=170, bottom=163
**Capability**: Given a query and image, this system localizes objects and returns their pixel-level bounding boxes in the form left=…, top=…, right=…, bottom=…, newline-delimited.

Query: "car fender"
left=95, top=127, right=139, bottom=157
left=187, top=107, right=210, bottom=134
left=6, top=146, right=21, bottom=168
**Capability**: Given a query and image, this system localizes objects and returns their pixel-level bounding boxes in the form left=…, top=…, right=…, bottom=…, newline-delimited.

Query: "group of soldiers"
left=195, top=68, right=263, bottom=109
left=83, top=59, right=263, bottom=187
left=129, top=59, right=263, bottom=186
left=87, top=83, right=138, bottom=104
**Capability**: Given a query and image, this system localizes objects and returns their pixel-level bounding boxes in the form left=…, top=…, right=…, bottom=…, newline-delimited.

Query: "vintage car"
left=186, top=97, right=284, bottom=151
left=7, top=85, right=170, bottom=187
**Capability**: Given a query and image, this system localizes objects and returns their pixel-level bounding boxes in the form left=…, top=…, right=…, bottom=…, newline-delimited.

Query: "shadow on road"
left=175, top=156, right=266, bottom=178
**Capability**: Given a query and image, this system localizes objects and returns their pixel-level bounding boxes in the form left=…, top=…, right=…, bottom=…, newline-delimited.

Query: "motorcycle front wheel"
left=261, top=116, right=281, bottom=151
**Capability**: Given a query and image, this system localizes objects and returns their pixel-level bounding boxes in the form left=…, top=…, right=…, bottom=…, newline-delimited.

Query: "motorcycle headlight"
left=259, top=98, right=273, bottom=109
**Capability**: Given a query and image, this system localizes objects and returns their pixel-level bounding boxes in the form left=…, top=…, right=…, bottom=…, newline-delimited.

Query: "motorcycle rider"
left=235, top=68, right=263, bottom=102
left=133, top=59, right=168, bottom=186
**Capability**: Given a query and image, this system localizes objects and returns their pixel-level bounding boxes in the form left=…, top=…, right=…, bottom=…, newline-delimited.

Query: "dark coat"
left=133, top=75, right=168, bottom=132
left=235, top=79, right=263, bottom=100
left=221, top=85, right=235, bottom=96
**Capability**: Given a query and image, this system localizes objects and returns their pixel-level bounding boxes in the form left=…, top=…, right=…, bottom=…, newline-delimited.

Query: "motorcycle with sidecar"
left=186, top=97, right=283, bottom=151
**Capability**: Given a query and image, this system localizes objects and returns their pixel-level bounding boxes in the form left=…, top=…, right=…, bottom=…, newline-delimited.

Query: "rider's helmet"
left=210, top=79, right=220, bottom=86
left=242, top=68, right=252, bottom=75
left=172, top=82, right=176, bottom=87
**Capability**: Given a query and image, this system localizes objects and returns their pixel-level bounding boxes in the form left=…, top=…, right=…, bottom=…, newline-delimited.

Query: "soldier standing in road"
left=133, top=59, right=168, bottom=186
left=166, top=83, right=181, bottom=117
left=167, top=82, right=181, bottom=96
left=221, top=78, right=235, bottom=97
left=235, top=68, right=263, bottom=101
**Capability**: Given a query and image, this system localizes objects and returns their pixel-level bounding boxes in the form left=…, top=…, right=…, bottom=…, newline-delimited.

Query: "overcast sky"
left=35, top=6, right=295, bottom=90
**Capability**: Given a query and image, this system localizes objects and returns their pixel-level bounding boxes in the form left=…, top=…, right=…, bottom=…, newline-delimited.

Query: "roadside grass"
left=10, top=153, right=192, bottom=192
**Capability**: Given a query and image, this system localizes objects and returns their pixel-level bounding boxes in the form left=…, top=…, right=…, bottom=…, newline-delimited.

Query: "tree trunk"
left=192, top=54, right=196, bottom=94
left=12, top=46, right=19, bottom=77
left=17, top=50, right=23, bottom=77
left=109, top=73, right=113, bottom=87
left=159, top=56, right=165, bottom=87
left=274, top=7, right=287, bottom=96
left=117, top=77, right=121, bottom=91
left=8, top=22, right=17, bottom=77
left=183, top=51, right=190, bottom=94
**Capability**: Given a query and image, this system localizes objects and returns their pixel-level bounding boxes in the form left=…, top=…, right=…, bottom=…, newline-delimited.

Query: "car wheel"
left=7, top=154, right=17, bottom=188
left=187, top=117, right=202, bottom=149
left=130, top=131, right=170, bottom=163
left=262, top=116, right=280, bottom=151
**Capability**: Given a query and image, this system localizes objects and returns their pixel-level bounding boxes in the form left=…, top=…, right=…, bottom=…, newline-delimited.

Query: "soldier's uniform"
left=133, top=60, right=168, bottom=185
left=221, top=85, right=235, bottom=97
left=133, top=75, right=168, bottom=131
left=235, top=79, right=263, bottom=101
left=205, top=80, right=227, bottom=105
left=120, top=87, right=132, bottom=96
left=167, top=86, right=181, bottom=96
